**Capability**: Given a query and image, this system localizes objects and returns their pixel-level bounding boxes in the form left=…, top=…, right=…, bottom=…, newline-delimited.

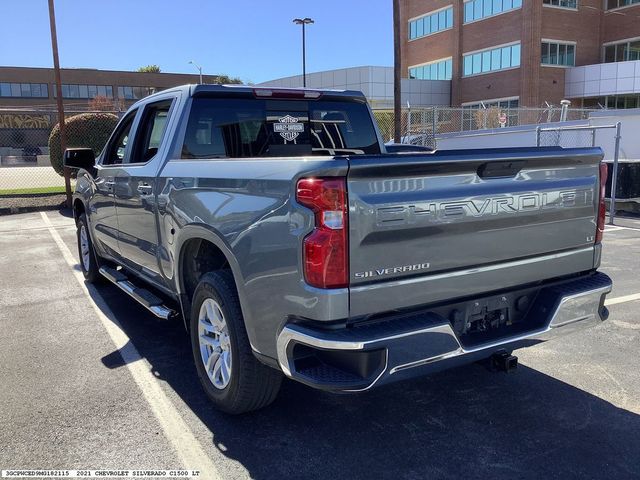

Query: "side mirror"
left=64, top=148, right=95, bottom=171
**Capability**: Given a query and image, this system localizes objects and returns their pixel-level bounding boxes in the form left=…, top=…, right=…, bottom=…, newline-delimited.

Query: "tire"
left=190, top=271, right=282, bottom=414
left=76, top=213, right=102, bottom=283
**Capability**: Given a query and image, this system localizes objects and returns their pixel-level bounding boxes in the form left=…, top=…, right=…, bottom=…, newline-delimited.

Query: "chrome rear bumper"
left=276, top=272, right=612, bottom=391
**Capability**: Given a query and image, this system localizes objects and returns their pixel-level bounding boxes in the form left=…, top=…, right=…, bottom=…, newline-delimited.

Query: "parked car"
left=21, top=145, right=42, bottom=162
left=66, top=84, right=612, bottom=414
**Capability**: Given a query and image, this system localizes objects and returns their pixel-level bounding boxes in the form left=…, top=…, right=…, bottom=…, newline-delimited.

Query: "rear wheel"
left=76, top=213, right=101, bottom=283
left=190, top=271, right=282, bottom=414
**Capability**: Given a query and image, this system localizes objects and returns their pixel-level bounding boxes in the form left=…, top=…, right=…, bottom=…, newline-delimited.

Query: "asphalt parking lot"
left=1, top=210, right=639, bottom=480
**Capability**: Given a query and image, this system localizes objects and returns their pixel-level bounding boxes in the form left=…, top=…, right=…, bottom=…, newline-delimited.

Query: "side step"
left=99, top=266, right=177, bottom=320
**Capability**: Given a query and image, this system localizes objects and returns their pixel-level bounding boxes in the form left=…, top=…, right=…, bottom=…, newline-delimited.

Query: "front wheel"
left=190, top=271, right=282, bottom=414
left=76, top=213, right=101, bottom=283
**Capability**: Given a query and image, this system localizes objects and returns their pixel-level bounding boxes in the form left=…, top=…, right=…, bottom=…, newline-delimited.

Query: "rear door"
left=347, top=147, right=603, bottom=317
left=114, top=97, right=176, bottom=282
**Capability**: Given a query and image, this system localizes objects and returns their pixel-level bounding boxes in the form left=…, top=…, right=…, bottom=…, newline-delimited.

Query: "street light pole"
left=48, top=0, right=72, bottom=209
left=188, top=60, right=203, bottom=84
left=293, top=18, right=314, bottom=87
left=393, top=0, right=402, bottom=144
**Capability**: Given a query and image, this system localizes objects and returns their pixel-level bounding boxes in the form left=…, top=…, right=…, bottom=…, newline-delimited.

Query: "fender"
left=173, top=224, right=260, bottom=352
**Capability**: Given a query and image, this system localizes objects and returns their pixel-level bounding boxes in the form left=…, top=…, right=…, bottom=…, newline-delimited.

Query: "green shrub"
left=48, top=112, right=119, bottom=176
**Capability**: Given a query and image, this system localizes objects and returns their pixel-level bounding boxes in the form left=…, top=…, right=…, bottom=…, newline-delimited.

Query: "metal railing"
left=536, top=123, right=622, bottom=225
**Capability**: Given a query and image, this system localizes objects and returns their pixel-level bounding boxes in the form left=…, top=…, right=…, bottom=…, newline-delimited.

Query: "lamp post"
left=293, top=17, right=314, bottom=87
left=188, top=60, right=203, bottom=84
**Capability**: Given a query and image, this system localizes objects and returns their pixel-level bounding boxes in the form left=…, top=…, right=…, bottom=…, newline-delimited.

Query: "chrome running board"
left=99, top=266, right=177, bottom=320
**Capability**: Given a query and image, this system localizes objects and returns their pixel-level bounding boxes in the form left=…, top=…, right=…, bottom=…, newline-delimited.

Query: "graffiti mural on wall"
left=0, top=114, right=51, bottom=130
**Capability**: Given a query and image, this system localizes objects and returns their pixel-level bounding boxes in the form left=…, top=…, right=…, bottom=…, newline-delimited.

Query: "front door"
left=89, top=109, right=137, bottom=258
left=114, top=98, right=175, bottom=283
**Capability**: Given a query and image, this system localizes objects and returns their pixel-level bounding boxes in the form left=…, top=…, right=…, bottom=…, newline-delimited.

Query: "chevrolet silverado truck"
left=65, top=84, right=612, bottom=414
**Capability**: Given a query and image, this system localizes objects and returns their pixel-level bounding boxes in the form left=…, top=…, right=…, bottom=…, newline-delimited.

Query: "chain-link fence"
left=372, top=106, right=598, bottom=148
left=537, top=123, right=623, bottom=223
left=0, top=107, right=121, bottom=213
left=0, top=104, right=606, bottom=214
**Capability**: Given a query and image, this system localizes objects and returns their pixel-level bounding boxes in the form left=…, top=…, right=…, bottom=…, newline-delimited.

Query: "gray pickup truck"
left=65, top=84, right=612, bottom=414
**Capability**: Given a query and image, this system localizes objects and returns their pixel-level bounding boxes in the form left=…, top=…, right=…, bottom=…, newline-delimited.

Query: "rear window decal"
left=274, top=115, right=304, bottom=142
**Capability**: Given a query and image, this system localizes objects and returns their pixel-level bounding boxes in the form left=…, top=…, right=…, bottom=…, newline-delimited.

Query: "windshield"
left=181, top=97, right=380, bottom=158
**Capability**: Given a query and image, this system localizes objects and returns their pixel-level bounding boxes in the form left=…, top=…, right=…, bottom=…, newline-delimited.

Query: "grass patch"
left=0, top=186, right=69, bottom=195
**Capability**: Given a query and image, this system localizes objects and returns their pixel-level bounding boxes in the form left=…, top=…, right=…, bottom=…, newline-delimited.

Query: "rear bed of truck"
left=347, top=147, right=602, bottom=317
left=277, top=147, right=612, bottom=390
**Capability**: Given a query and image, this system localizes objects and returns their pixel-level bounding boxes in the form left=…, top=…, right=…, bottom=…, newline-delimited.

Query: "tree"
left=138, top=65, right=161, bottom=73
left=88, top=95, right=114, bottom=111
left=210, top=74, right=243, bottom=84
left=49, top=113, right=119, bottom=176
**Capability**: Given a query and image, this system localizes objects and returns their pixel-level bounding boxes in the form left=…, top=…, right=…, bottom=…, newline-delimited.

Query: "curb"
left=0, top=203, right=68, bottom=216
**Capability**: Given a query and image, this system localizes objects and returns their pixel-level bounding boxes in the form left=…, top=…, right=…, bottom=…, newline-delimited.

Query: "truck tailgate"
left=347, top=147, right=603, bottom=318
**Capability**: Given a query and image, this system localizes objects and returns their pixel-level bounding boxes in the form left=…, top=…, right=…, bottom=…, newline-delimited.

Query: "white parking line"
left=40, top=212, right=221, bottom=480
left=605, top=292, right=640, bottom=306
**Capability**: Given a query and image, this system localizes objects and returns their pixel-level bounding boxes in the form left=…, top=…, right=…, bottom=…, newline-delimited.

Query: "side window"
left=103, top=110, right=137, bottom=166
left=130, top=99, right=173, bottom=164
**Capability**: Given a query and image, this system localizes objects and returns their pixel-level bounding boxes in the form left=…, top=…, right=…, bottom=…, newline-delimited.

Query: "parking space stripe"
left=40, top=212, right=222, bottom=480
left=605, top=292, right=640, bottom=306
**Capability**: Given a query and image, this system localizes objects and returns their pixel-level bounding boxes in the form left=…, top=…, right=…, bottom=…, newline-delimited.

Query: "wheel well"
left=73, top=199, right=85, bottom=223
left=181, top=238, right=231, bottom=303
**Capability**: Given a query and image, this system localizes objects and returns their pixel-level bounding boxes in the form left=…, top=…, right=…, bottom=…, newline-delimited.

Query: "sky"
left=0, top=0, right=393, bottom=84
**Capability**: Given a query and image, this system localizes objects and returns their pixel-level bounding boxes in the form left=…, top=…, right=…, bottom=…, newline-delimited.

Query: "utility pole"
left=393, top=0, right=402, bottom=143
left=293, top=18, right=314, bottom=87
left=48, top=0, right=71, bottom=208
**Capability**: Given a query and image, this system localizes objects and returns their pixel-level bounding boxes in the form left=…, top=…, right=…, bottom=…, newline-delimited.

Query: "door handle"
left=104, top=180, right=115, bottom=191
left=137, top=184, right=153, bottom=195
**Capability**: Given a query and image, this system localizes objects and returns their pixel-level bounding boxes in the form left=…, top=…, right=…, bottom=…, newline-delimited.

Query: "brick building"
left=0, top=66, right=237, bottom=109
left=401, top=0, right=640, bottom=111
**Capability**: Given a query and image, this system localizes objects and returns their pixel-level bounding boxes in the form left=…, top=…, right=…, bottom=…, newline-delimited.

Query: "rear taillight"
left=596, top=162, right=608, bottom=244
left=296, top=177, right=348, bottom=288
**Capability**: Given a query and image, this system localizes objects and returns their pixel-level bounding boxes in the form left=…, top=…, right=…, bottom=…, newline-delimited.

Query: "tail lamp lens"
left=596, top=162, right=608, bottom=244
left=296, top=178, right=348, bottom=288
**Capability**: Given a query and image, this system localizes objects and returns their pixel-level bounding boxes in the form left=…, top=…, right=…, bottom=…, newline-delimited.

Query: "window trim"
left=0, top=82, right=50, bottom=99
left=463, top=0, right=522, bottom=25
left=542, top=0, right=578, bottom=10
left=408, top=5, right=454, bottom=42
left=605, top=0, right=640, bottom=12
left=100, top=109, right=139, bottom=167
left=462, top=42, right=521, bottom=77
left=602, top=36, right=640, bottom=63
left=408, top=57, right=454, bottom=80
left=541, top=39, right=577, bottom=67
left=126, top=98, right=176, bottom=166
left=461, top=96, right=519, bottom=107
left=463, top=40, right=521, bottom=57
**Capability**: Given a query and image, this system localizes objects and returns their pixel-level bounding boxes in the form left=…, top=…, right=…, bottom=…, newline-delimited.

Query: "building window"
left=464, top=0, right=521, bottom=23
left=604, top=39, right=640, bottom=62
left=409, top=58, right=453, bottom=80
left=541, top=41, right=576, bottom=66
left=543, top=0, right=577, bottom=8
left=0, top=82, right=49, bottom=98
left=53, top=84, right=113, bottom=99
left=408, top=7, right=453, bottom=40
left=603, top=95, right=640, bottom=108
left=463, top=43, right=520, bottom=76
left=117, top=86, right=156, bottom=100
left=462, top=98, right=519, bottom=130
left=606, top=0, right=640, bottom=9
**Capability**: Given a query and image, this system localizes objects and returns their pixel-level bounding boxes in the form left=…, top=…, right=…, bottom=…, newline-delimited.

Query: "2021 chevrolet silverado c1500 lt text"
left=65, top=84, right=612, bottom=414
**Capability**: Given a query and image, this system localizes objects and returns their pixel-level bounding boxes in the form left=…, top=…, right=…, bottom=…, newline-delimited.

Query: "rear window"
left=181, top=97, right=380, bottom=158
